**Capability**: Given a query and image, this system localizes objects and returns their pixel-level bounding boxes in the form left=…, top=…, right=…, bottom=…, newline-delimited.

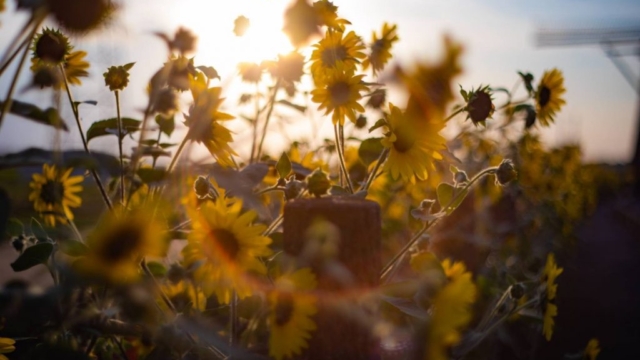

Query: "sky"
left=0, top=0, right=639, bottom=163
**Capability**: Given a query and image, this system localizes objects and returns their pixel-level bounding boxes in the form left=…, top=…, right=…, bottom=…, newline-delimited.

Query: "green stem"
left=67, top=217, right=83, bottom=243
left=255, top=80, right=280, bottom=161
left=0, top=13, right=36, bottom=77
left=249, top=83, right=261, bottom=164
left=361, top=148, right=389, bottom=192
left=456, top=298, right=537, bottom=359
left=140, top=258, right=176, bottom=314
left=333, top=124, right=354, bottom=193
left=444, top=107, right=465, bottom=122
left=230, top=290, right=239, bottom=346
left=255, top=186, right=285, bottom=196
left=263, top=214, right=284, bottom=236
left=111, top=336, right=130, bottom=360
left=115, top=90, right=125, bottom=205
left=0, top=17, right=42, bottom=132
left=380, top=167, right=498, bottom=282
left=151, top=128, right=162, bottom=168
left=476, top=286, right=512, bottom=331
left=166, top=133, right=190, bottom=173
left=60, top=65, right=113, bottom=211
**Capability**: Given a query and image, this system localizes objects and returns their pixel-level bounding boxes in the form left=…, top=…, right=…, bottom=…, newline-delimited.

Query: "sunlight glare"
left=170, top=0, right=293, bottom=77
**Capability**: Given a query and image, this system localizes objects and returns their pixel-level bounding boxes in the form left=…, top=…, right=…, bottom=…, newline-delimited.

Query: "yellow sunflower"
left=584, top=338, right=601, bottom=360
left=542, top=253, right=563, bottom=301
left=0, top=337, right=15, bottom=360
left=381, top=103, right=446, bottom=182
left=77, top=207, right=167, bottom=284
left=542, top=302, right=558, bottom=341
left=362, top=23, right=398, bottom=75
left=313, top=0, right=350, bottom=31
left=185, top=82, right=237, bottom=167
left=310, top=30, right=365, bottom=83
left=535, top=68, right=566, bottom=127
left=29, top=163, right=83, bottom=227
left=30, top=28, right=90, bottom=87
left=397, top=36, right=463, bottom=119
left=182, top=196, right=272, bottom=304
left=310, top=65, right=368, bottom=125
left=425, top=268, right=476, bottom=360
left=159, top=279, right=207, bottom=313
left=268, top=268, right=318, bottom=360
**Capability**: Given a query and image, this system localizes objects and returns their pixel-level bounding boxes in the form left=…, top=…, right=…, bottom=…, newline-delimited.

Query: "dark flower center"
left=392, top=123, right=417, bottom=153
left=210, top=228, right=240, bottom=260
left=329, top=81, right=351, bottom=106
left=100, top=223, right=144, bottom=263
left=468, top=91, right=493, bottom=124
left=274, top=293, right=295, bottom=326
left=36, top=32, right=66, bottom=63
left=40, top=180, right=65, bottom=205
left=538, top=86, right=551, bottom=108
left=321, top=45, right=348, bottom=68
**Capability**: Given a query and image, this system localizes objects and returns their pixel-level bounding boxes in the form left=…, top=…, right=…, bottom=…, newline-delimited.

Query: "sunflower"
left=310, top=30, right=365, bottom=83
left=0, top=338, right=15, bottom=360
left=424, top=267, right=476, bottom=360
left=542, top=302, right=558, bottom=341
left=30, top=28, right=90, bottom=87
left=362, top=23, right=398, bottom=75
left=381, top=103, right=446, bottom=182
left=542, top=253, right=563, bottom=301
left=464, top=85, right=495, bottom=126
left=182, top=196, right=272, bottom=304
left=313, top=0, right=350, bottom=30
left=535, top=68, right=566, bottom=127
left=77, top=207, right=167, bottom=283
left=159, top=279, right=207, bottom=313
left=185, top=84, right=237, bottom=167
left=310, top=65, right=368, bottom=125
left=584, top=338, right=601, bottom=360
left=268, top=268, right=318, bottom=360
left=29, top=164, right=83, bottom=227
left=397, top=36, right=463, bottom=119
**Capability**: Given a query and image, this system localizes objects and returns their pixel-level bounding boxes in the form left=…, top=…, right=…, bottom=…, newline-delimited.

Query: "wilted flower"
left=463, top=85, right=494, bottom=126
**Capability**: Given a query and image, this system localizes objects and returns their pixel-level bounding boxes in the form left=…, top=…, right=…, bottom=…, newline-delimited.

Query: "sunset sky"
left=0, top=0, right=639, bottom=163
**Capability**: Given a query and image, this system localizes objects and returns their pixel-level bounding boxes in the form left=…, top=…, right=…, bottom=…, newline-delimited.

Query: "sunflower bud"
left=103, top=63, right=134, bottom=91
left=454, top=170, right=469, bottom=185
left=355, top=115, right=367, bottom=129
left=509, top=283, right=525, bottom=300
left=306, top=168, right=330, bottom=198
left=284, top=178, right=306, bottom=200
left=495, top=159, right=517, bottom=186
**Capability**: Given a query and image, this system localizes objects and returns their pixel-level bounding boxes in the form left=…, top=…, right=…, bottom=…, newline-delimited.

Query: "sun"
left=170, top=0, right=294, bottom=74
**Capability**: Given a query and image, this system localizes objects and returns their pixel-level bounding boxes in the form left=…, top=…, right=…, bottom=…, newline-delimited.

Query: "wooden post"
left=283, top=197, right=381, bottom=359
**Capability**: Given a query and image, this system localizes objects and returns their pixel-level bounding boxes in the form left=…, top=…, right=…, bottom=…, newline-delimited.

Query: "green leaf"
left=74, top=100, right=98, bottom=107
left=137, top=167, right=167, bottom=184
left=277, top=99, right=306, bottom=113
left=358, top=137, right=384, bottom=166
left=490, top=87, right=510, bottom=95
left=158, top=142, right=177, bottom=149
left=368, top=118, right=387, bottom=133
left=146, top=261, right=167, bottom=277
left=86, top=118, right=141, bottom=142
left=517, top=71, right=534, bottom=94
left=197, top=66, right=220, bottom=80
left=59, top=240, right=88, bottom=257
left=11, top=242, right=53, bottom=272
left=5, top=218, right=24, bottom=237
left=30, top=218, right=48, bottom=241
left=513, top=104, right=533, bottom=113
left=449, top=165, right=460, bottom=175
left=138, top=146, right=171, bottom=160
left=380, top=295, right=428, bottom=320
left=0, top=99, right=68, bottom=131
left=276, top=152, right=292, bottom=179
left=436, top=183, right=468, bottom=215
left=459, top=85, right=468, bottom=101
left=155, top=114, right=175, bottom=137
left=123, top=62, right=136, bottom=71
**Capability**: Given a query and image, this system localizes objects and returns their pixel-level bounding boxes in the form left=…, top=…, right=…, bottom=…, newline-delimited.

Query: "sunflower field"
left=0, top=1, right=633, bottom=360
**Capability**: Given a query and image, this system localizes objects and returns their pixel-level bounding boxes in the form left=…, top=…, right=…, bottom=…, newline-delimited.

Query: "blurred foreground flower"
left=182, top=197, right=272, bottom=303
left=268, top=268, right=318, bottom=360
left=77, top=208, right=167, bottom=283
left=0, top=338, right=15, bottom=360
left=584, top=338, right=601, bottom=360
left=362, top=23, right=398, bottom=75
left=541, top=253, right=563, bottom=341
left=29, top=163, right=83, bottom=227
